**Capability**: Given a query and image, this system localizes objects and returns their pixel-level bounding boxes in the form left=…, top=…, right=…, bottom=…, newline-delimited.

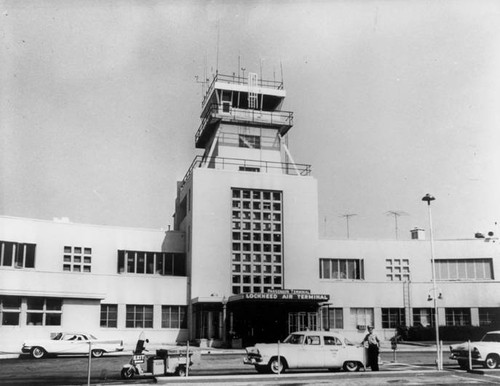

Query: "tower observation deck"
left=181, top=72, right=310, bottom=188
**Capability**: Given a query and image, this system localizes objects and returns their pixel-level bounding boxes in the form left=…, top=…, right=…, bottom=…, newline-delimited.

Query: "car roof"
left=291, top=331, right=343, bottom=336
left=486, top=331, right=500, bottom=334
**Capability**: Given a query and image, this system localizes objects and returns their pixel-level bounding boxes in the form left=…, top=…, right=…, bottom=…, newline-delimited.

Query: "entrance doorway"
left=288, top=312, right=319, bottom=334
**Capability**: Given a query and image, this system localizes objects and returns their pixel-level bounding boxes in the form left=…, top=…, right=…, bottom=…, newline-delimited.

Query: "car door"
left=297, top=334, right=324, bottom=368
left=66, top=334, right=88, bottom=354
left=323, top=335, right=343, bottom=368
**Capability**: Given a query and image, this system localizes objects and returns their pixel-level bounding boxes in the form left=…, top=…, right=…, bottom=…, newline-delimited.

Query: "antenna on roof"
left=386, top=211, right=409, bottom=240
left=280, top=60, right=284, bottom=86
left=216, top=20, right=220, bottom=75
left=340, top=213, right=357, bottom=239
left=238, top=54, right=241, bottom=79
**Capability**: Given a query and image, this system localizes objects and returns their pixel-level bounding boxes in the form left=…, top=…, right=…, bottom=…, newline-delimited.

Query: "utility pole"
left=386, top=211, right=408, bottom=239
left=340, top=214, right=357, bottom=239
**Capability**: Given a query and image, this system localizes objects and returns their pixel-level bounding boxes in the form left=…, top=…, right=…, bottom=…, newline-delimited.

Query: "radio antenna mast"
left=340, top=213, right=357, bottom=239
left=386, top=211, right=409, bottom=239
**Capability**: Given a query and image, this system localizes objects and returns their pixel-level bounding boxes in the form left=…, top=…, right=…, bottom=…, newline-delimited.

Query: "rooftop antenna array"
left=340, top=213, right=357, bottom=239
left=386, top=210, right=409, bottom=240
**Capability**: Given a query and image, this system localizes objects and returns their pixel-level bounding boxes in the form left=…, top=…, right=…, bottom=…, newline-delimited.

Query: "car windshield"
left=344, top=338, right=355, bottom=346
left=283, top=334, right=304, bottom=344
left=481, top=333, right=500, bottom=343
left=52, top=333, right=63, bottom=340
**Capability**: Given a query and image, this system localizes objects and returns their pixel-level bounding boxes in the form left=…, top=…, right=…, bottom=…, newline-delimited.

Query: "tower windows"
left=231, top=188, right=283, bottom=294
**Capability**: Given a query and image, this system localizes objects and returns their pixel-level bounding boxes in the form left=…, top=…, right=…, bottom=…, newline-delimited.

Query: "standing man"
left=363, top=326, right=380, bottom=371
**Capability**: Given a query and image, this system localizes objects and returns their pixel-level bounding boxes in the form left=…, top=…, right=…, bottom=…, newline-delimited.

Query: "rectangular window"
left=436, top=259, right=494, bottom=280
left=126, top=305, right=153, bottom=328
left=351, top=308, right=374, bottom=329
left=319, top=259, right=364, bottom=280
left=382, top=308, right=405, bottom=328
left=0, top=240, right=36, bottom=268
left=412, top=308, right=435, bottom=327
left=0, top=296, right=21, bottom=326
left=445, top=308, right=471, bottom=326
left=322, top=307, right=343, bottom=329
left=238, top=134, right=261, bottom=149
left=63, top=245, right=92, bottom=273
left=26, top=298, right=62, bottom=326
left=479, top=308, right=498, bottom=327
left=118, top=251, right=186, bottom=276
left=100, top=304, right=118, bottom=328
left=161, top=305, right=187, bottom=328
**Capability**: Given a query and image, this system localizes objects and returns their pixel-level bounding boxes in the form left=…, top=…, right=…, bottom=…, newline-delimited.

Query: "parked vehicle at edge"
left=244, top=330, right=366, bottom=374
left=22, top=332, right=124, bottom=359
left=450, top=330, right=500, bottom=369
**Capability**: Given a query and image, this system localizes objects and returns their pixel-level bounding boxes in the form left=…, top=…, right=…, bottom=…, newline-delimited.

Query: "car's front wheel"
left=31, top=347, right=46, bottom=359
left=343, top=361, right=360, bottom=372
left=91, top=349, right=104, bottom=358
left=269, top=357, right=286, bottom=374
left=484, top=354, right=499, bottom=369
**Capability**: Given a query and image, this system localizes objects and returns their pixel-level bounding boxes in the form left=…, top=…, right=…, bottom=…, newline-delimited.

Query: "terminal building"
left=1, top=72, right=499, bottom=351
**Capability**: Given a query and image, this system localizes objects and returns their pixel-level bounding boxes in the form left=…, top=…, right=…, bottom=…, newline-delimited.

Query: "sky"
left=1, top=0, right=500, bottom=240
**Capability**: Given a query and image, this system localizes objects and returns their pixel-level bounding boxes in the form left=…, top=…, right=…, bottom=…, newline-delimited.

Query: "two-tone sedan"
left=450, top=331, right=500, bottom=369
left=22, top=332, right=124, bottom=359
left=244, top=331, right=366, bottom=374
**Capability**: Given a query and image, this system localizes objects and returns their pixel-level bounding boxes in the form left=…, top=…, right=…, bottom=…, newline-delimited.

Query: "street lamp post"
left=422, top=193, right=442, bottom=371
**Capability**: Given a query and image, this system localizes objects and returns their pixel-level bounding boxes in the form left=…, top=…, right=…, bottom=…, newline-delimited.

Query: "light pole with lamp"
left=422, top=193, right=442, bottom=371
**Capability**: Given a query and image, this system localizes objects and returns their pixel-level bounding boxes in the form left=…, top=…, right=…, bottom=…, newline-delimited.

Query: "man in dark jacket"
left=363, top=326, right=380, bottom=371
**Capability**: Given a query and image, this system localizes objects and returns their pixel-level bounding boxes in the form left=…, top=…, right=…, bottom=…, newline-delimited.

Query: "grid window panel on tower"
left=231, top=188, right=283, bottom=294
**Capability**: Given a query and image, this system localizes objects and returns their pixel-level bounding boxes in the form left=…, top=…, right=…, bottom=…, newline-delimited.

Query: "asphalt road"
left=1, top=351, right=499, bottom=385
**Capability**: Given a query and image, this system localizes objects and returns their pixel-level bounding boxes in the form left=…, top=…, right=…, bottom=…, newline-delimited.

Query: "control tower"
left=174, top=71, right=323, bottom=346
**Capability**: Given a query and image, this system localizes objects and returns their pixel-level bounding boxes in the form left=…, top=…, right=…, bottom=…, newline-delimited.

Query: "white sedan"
left=244, top=331, right=367, bottom=374
left=450, top=330, right=500, bottom=369
left=22, top=332, right=124, bottom=359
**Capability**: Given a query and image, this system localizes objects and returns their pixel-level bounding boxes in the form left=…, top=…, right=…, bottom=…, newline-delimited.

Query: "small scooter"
left=121, top=332, right=151, bottom=379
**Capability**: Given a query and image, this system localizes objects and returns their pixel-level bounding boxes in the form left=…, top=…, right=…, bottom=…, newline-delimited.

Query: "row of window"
left=0, top=297, right=187, bottom=329
left=117, top=251, right=186, bottom=276
left=323, top=307, right=498, bottom=329
left=319, top=258, right=494, bottom=281
left=0, top=240, right=36, bottom=268
left=100, top=304, right=187, bottom=329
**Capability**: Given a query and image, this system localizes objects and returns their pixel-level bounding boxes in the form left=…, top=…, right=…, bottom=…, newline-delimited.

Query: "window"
left=231, top=188, right=283, bottom=294
left=100, top=304, right=118, bottom=328
left=385, top=259, right=410, bottom=281
left=126, top=305, right=153, bottom=328
left=412, top=308, right=434, bottom=327
left=382, top=308, right=405, bottom=328
left=445, top=308, right=471, bottom=326
left=27, top=298, right=62, bottom=326
left=0, top=240, right=36, bottom=268
left=238, top=134, right=261, bottom=149
left=0, top=296, right=21, bottom=326
left=351, top=308, right=374, bottom=329
left=162, top=306, right=187, bottom=328
left=436, top=259, right=493, bottom=280
left=322, top=307, right=343, bottom=329
left=118, top=251, right=186, bottom=276
left=324, top=336, right=343, bottom=346
left=479, top=308, right=499, bottom=327
left=320, top=259, right=364, bottom=280
left=63, top=246, right=92, bottom=273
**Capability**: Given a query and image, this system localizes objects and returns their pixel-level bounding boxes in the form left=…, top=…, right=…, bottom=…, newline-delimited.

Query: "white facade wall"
left=0, top=216, right=188, bottom=353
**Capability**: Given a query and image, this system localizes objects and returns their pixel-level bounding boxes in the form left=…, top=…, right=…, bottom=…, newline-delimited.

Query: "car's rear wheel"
left=458, top=360, right=469, bottom=370
left=484, top=354, right=499, bottom=369
left=31, top=347, right=46, bottom=359
left=91, top=349, right=104, bottom=358
left=343, top=360, right=360, bottom=372
left=269, top=357, right=286, bottom=374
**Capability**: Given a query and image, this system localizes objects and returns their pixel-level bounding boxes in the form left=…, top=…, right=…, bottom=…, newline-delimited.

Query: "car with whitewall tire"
left=21, top=332, right=124, bottom=359
left=244, top=331, right=366, bottom=374
left=450, top=330, right=500, bottom=369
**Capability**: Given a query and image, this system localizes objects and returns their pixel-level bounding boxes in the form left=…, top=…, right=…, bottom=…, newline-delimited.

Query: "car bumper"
left=243, top=356, right=263, bottom=365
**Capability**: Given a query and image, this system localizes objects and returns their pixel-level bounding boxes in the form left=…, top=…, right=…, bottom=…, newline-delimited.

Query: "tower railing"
left=180, top=156, right=311, bottom=188
left=195, top=104, right=293, bottom=145
left=202, top=73, right=284, bottom=106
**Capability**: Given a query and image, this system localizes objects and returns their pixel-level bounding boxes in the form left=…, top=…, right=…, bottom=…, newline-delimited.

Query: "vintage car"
left=450, top=330, right=500, bottom=369
left=244, top=330, right=366, bottom=374
left=22, top=332, right=124, bottom=359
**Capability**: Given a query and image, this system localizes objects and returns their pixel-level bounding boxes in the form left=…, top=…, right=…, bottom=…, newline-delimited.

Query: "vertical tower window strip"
left=231, top=188, right=283, bottom=294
